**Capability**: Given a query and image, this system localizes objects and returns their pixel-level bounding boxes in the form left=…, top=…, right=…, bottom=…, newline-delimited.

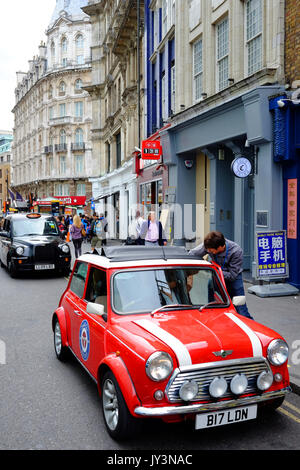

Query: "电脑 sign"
left=256, top=231, right=288, bottom=279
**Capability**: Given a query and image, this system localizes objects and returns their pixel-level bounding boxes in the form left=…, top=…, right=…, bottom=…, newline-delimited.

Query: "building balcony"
left=44, top=145, right=54, bottom=154
left=49, top=116, right=73, bottom=126
left=71, top=142, right=85, bottom=151
left=55, top=144, right=68, bottom=152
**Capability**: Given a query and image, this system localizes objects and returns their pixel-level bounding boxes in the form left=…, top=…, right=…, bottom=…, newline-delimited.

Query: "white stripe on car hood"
left=134, top=319, right=192, bottom=367
left=225, top=312, right=262, bottom=357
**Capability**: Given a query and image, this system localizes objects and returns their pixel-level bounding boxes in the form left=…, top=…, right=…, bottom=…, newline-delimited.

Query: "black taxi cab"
left=0, top=213, right=71, bottom=277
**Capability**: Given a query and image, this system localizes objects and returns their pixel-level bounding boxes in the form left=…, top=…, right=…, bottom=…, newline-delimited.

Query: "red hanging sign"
left=141, top=140, right=162, bottom=160
left=287, top=178, right=297, bottom=239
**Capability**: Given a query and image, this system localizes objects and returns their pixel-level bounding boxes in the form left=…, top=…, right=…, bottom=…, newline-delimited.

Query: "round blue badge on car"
left=79, top=320, right=90, bottom=361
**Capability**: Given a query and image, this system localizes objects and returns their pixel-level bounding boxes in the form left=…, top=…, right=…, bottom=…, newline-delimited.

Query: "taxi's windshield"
left=113, top=267, right=229, bottom=314
left=12, top=218, right=59, bottom=237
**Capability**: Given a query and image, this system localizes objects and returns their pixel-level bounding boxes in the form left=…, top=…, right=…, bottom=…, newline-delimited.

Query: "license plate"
left=195, top=405, right=257, bottom=430
left=35, top=264, right=55, bottom=270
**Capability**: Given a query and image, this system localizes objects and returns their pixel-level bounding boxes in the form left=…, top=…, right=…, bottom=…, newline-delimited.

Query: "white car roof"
left=78, top=245, right=211, bottom=270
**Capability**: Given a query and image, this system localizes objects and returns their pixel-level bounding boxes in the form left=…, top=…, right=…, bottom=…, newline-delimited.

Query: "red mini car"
left=52, top=246, right=290, bottom=440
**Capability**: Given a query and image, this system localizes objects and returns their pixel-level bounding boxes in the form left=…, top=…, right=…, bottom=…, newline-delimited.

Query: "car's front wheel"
left=7, top=258, right=17, bottom=278
left=53, top=317, right=69, bottom=361
left=101, top=371, right=142, bottom=440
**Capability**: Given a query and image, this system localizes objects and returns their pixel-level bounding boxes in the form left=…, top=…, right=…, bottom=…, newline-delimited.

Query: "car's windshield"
left=12, top=218, right=59, bottom=237
left=113, top=267, right=229, bottom=314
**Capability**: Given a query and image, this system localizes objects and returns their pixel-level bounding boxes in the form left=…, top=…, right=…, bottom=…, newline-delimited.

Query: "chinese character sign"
left=256, top=231, right=288, bottom=279
left=287, top=179, right=297, bottom=240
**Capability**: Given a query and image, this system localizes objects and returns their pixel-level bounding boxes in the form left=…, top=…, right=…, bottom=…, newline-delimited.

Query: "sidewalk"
left=68, top=240, right=300, bottom=394
left=245, top=281, right=300, bottom=394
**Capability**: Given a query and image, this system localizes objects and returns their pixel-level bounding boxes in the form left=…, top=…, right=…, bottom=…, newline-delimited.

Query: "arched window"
left=59, top=81, right=66, bottom=95
left=75, top=128, right=83, bottom=144
left=60, top=129, right=66, bottom=145
left=75, top=34, right=84, bottom=49
left=51, top=42, right=55, bottom=62
left=75, top=78, right=83, bottom=91
left=61, top=37, right=68, bottom=53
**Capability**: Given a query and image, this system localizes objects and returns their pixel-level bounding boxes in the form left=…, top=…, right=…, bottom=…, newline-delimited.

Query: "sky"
left=0, top=0, right=56, bottom=131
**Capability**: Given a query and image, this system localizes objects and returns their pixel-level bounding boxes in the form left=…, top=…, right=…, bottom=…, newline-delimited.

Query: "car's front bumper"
left=134, top=387, right=290, bottom=417
left=11, top=255, right=71, bottom=272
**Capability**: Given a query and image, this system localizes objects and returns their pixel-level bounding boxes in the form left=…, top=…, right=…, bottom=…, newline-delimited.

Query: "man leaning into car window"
left=189, top=231, right=253, bottom=319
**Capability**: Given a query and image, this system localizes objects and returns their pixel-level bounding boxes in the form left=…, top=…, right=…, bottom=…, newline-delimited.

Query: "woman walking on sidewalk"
left=70, top=214, right=84, bottom=258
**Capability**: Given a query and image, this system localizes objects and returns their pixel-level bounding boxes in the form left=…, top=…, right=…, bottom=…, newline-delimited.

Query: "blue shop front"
left=269, top=94, right=300, bottom=289
left=160, top=85, right=291, bottom=279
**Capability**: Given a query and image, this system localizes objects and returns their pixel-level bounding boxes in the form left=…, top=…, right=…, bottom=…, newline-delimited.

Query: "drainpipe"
left=137, top=0, right=141, bottom=148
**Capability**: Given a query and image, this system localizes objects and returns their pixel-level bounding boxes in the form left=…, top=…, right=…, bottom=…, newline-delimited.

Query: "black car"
left=0, top=213, right=71, bottom=277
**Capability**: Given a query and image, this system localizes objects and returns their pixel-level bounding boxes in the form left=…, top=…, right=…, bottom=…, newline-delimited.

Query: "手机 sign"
left=255, top=230, right=289, bottom=280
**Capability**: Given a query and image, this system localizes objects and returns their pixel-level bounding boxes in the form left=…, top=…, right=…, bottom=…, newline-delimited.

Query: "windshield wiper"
left=199, top=301, right=224, bottom=312
left=151, top=304, right=196, bottom=315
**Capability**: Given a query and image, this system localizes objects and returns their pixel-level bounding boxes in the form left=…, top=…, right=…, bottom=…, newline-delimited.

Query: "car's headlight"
left=146, top=352, right=173, bottom=382
left=267, top=339, right=289, bottom=366
left=60, top=244, right=70, bottom=254
left=15, top=246, right=24, bottom=256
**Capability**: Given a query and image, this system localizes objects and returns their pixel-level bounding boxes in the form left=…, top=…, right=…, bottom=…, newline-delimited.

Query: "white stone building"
left=12, top=0, right=94, bottom=214
left=82, top=0, right=145, bottom=239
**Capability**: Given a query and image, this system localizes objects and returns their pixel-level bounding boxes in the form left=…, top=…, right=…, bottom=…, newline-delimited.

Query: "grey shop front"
left=160, top=85, right=285, bottom=274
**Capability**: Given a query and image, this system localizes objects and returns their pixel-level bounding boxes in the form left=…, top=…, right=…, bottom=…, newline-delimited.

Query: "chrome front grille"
left=166, top=358, right=270, bottom=403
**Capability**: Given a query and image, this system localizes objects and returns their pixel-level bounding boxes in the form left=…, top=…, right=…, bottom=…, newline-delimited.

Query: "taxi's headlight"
left=60, top=244, right=70, bottom=254
left=146, top=352, right=173, bottom=382
left=16, top=246, right=24, bottom=256
left=267, top=339, right=289, bottom=366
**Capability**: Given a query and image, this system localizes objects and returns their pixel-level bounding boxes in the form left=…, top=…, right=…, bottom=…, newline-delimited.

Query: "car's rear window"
left=113, top=267, right=228, bottom=314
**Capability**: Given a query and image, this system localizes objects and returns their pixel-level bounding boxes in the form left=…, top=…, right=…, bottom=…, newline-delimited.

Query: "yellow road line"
left=278, top=406, right=300, bottom=424
left=283, top=401, right=300, bottom=415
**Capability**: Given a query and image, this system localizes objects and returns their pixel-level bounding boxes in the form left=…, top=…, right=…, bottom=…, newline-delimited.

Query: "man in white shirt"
left=135, top=210, right=145, bottom=244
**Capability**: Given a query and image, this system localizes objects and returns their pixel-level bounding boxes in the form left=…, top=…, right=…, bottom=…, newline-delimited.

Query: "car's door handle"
left=74, top=310, right=82, bottom=316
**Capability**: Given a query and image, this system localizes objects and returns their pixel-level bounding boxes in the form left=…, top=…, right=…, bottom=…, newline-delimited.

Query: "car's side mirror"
left=232, top=295, right=246, bottom=306
left=86, top=302, right=105, bottom=317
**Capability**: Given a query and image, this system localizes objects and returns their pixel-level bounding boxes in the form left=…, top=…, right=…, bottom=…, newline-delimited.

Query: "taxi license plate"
left=35, top=264, right=55, bottom=270
left=195, top=405, right=257, bottom=430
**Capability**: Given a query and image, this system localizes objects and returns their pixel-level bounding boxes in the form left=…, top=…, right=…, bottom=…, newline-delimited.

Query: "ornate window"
left=60, top=129, right=66, bottom=145
left=75, top=79, right=83, bottom=91
left=61, top=37, right=68, bottom=53
left=75, top=34, right=84, bottom=49
left=75, top=128, right=84, bottom=144
left=59, top=81, right=66, bottom=95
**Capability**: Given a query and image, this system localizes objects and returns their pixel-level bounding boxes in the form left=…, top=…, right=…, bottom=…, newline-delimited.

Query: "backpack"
left=94, top=219, right=104, bottom=238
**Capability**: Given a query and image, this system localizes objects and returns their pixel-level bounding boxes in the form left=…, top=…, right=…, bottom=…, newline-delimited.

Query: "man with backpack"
left=91, top=213, right=107, bottom=251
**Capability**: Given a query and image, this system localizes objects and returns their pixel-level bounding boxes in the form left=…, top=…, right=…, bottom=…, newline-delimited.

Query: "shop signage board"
left=141, top=140, right=162, bottom=160
left=287, top=178, right=297, bottom=239
left=54, top=196, right=86, bottom=206
left=255, top=230, right=289, bottom=280
left=248, top=229, right=299, bottom=297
